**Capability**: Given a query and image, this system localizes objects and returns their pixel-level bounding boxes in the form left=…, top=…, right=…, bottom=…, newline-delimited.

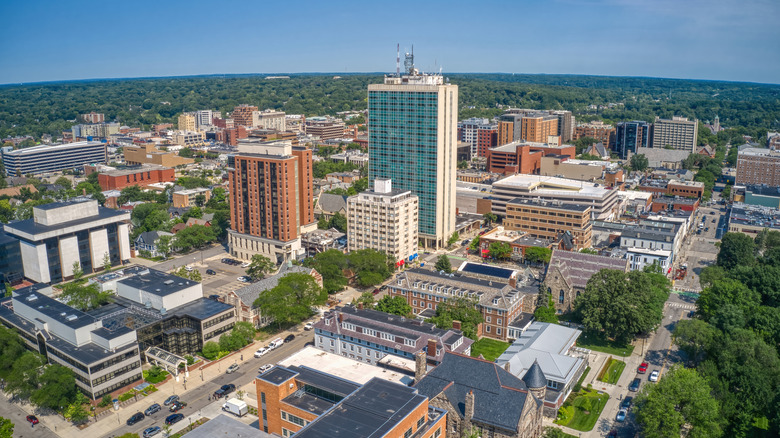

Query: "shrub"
left=143, top=366, right=168, bottom=384
left=98, top=394, right=112, bottom=407
left=118, top=391, right=136, bottom=402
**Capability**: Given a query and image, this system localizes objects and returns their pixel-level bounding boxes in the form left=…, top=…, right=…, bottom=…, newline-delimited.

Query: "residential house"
left=222, top=266, right=322, bottom=327
left=134, top=231, right=174, bottom=258
left=313, top=193, right=348, bottom=221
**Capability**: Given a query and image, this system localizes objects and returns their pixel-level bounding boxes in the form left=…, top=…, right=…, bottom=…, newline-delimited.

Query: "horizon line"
left=2, top=71, right=779, bottom=88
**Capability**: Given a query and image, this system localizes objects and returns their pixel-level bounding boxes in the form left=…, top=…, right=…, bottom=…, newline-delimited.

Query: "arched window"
left=559, top=290, right=565, bottom=304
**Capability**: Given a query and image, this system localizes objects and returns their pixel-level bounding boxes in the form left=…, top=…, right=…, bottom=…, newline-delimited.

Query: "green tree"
left=173, top=224, right=217, bottom=251
left=434, top=255, right=453, bottom=273
left=304, top=249, right=348, bottom=293
left=201, top=341, right=220, bottom=360
left=630, top=153, right=649, bottom=172
left=0, top=417, right=13, bottom=438
left=352, top=178, right=368, bottom=193
left=673, top=319, right=719, bottom=366
left=534, top=292, right=558, bottom=324
left=64, top=393, right=90, bottom=424
left=698, top=266, right=727, bottom=289
left=60, top=281, right=113, bottom=311
left=634, top=367, right=722, bottom=438
left=194, top=194, right=206, bottom=207
left=156, top=235, right=172, bottom=259
left=488, top=241, right=512, bottom=259
left=524, top=247, right=552, bottom=264
left=542, top=427, right=572, bottom=438
left=468, top=238, right=480, bottom=252
left=428, top=297, right=483, bottom=340
left=482, top=212, right=497, bottom=226
left=246, top=254, right=275, bottom=280
left=102, top=252, right=112, bottom=271
left=0, top=326, right=26, bottom=380
left=5, top=351, right=45, bottom=400
left=716, top=233, right=755, bottom=270
left=72, top=261, right=83, bottom=280
left=576, top=269, right=669, bottom=343
left=253, top=272, right=326, bottom=329
left=317, top=216, right=329, bottom=229
left=696, top=279, right=761, bottom=332
left=354, top=291, right=375, bottom=308
left=31, top=364, right=78, bottom=411
left=328, top=212, right=347, bottom=233
left=374, top=295, right=412, bottom=317
left=447, top=231, right=460, bottom=246
left=54, top=176, right=72, bottom=190
left=348, top=249, right=394, bottom=287
left=232, top=321, right=256, bottom=345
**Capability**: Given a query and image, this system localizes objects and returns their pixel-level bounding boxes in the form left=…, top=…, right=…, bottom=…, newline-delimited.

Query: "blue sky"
left=1, top=0, right=778, bottom=85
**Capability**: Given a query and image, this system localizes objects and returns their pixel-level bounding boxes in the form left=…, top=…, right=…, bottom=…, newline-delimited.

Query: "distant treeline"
left=0, top=73, right=777, bottom=139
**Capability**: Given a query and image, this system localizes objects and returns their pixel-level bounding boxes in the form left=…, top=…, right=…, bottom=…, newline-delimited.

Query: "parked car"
left=462, top=239, right=471, bottom=246
left=621, top=396, right=633, bottom=410
left=304, top=322, right=313, bottom=330
left=221, top=384, right=236, bottom=395
left=144, top=403, right=161, bottom=416
left=615, top=408, right=627, bottom=422
left=143, top=426, right=162, bottom=438
left=284, top=334, right=295, bottom=343
left=127, top=412, right=145, bottom=426
left=372, top=288, right=380, bottom=295
left=688, top=310, right=695, bottom=318
left=208, top=294, right=221, bottom=301
left=629, top=378, right=641, bottom=392
left=163, top=395, right=179, bottom=406
left=165, top=413, right=184, bottom=425
left=26, top=415, right=38, bottom=425
left=241, top=262, right=251, bottom=268
left=259, top=364, right=273, bottom=373
left=226, top=363, right=240, bottom=374
left=254, top=347, right=269, bottom=357
left=649, top=370, right=660, bottom=382
left=712, top=219, right=717, bottom=223
left=206, top=269, right=216, bottom=275
left=221, top=258, right=231, bottom=264
left=185, top=266, right=194, bottom=272
left=169, top=401, right=187, bottom=412
left=637, top=362, right=648, bottom=373
left=237, top=276, right=250, bottom=282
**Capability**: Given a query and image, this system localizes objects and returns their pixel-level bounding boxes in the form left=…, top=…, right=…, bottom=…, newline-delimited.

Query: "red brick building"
left=97, top=165, right=175, bottom=191
left=486, top=141, right=576, bottom=175
left=650, top=196, right=700, bottom=213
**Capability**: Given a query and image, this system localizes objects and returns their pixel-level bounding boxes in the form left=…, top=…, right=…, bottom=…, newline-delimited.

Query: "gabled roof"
left=546, top=250, right=628, bottom=289
left=415, top=352, right=537, bottom=433
left=497, top=322, right=583, bottom=385
left=316, top=193, right=348, bottom=214
left=586, top=142, right=608, bottom=157
left=134, top=230, right=172, bottom=245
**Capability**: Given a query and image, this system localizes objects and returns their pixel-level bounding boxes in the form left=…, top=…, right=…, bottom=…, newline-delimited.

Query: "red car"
left=638, top=362, right=649, bottom=374
left=26, top=415, right=39, bottom=425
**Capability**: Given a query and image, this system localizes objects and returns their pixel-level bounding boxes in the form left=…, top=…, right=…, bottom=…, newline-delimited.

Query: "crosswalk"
left=667, top=302, right=696, bottom=310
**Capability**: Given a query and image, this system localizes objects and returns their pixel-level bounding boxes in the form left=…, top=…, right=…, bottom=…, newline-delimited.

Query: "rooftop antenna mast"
left=404, top=45, right=415, bottom=75
left=396, top=43, right=400, bottom=77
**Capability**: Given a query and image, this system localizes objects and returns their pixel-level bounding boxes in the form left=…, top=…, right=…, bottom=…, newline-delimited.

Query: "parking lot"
left=186, top=255, right=251, bottom=299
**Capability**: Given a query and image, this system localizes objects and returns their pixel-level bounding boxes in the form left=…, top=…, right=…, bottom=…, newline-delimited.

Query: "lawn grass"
left=576, top=331, right=634, bottom=357
left=597, top=358, right=626, bottom=384
left=470, top=338, right=511, bottom=362
left=555, top=387, right=610, bottom=432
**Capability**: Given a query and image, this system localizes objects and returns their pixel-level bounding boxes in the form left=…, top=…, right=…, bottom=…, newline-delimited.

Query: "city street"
left=100, top=332, right=313, bottom=438
left=0, top=396, right=58, bottom=438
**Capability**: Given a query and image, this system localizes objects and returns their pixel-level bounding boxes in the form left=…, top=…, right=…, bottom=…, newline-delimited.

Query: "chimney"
left=427, top=339, right=437, bottom=357
left=414, top=351, right=427, bottom=383
left=357, top=302, right=363, bottom=310
left=504, top=362, right=511, bottom=373
left=464, top=390, right=475, bottom=430
left=452, top=320, right=461, bottom=331
left=338, top=313, right=343, bottom=323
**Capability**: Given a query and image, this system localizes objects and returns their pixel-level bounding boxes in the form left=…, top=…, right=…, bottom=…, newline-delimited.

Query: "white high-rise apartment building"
left=257, top=110, right=287, bottom=131
left=347, top=179, right=418, bottom=263
left=195, top=110, right=215, bottom=128
left=651, top=116, right=698, bottom=153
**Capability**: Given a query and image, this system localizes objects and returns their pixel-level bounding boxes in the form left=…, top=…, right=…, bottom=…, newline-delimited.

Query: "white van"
left=269, top=338, right=284, bottom=349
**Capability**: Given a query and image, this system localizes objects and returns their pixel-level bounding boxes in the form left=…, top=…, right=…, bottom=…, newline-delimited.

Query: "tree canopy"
left=428, top=297, right=483, bottom=340
left=246, top=254, right=275, bottom=280
left=576, top=269, right=669, bottom=343
left=253, top=272, right=326, bottom=329
left=374, top=296, right=412, bottom=317
left=434, top=255, right=453, bottom=273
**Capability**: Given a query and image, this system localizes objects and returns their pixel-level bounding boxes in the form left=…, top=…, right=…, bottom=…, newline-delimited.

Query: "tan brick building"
left=177, top=113, right=196, bottom=131
left=574, top=121, right=615, bottom=148
left=232, top=104, right=258, bottom=127
left=736, top=147, right=780, bottom=186
left=521, top=114, right=559, bottom=143
left=505, top=199, right=592, bottom=249
left=124, top=143, right=195, bottom=167
left=172, top=187, right=212, bottom=208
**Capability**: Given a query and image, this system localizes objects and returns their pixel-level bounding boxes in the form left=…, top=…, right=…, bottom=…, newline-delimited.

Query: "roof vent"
left=26, top=295, right=38, bottom=302
left=160, top=308, right=167, bottom=315
left=163, top=280, right=174, bottom=285
left=66, top=315, right=78, bottom=321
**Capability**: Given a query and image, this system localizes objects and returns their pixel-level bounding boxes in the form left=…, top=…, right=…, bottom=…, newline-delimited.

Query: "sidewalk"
left=6, top=324, right=301, bottom=438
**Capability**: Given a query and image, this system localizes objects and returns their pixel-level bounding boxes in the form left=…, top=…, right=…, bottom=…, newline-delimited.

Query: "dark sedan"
left=127, top=412, right=145, bottom=426
left=169, top=400, right=187, bottom=412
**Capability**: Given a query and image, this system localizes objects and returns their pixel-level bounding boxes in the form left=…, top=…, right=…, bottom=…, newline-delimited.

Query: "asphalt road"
left=151, top=245, right=230, bottom=273
left=101, top=332, right=313, bottom=438
left=0, top=395, right=58, bottom=438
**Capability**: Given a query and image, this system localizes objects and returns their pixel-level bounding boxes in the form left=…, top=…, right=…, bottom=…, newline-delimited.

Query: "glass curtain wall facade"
left=368, top=78, right=457, bottom=248
left=615, top=121, right=650, bottom=160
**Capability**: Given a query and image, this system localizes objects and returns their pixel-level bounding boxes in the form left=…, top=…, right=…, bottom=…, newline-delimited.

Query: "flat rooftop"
left=102, top=164, right=168, bottom=177
left=278, top=347, right=414, bottom=386
left=507, top=197, right=591, bottom=211
left=491, top=140, right=571, bottom=153
left=494, top=174, right=611, bottom=198
left=13, top=290, right=97, bottom=329
left=181, top=414, right=274, bottom=438
left=1, top=141, right=104, bottom=156
left=117, top=268, right=198, bottom=297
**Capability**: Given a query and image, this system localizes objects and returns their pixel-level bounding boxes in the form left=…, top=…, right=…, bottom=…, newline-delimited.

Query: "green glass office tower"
left=368, top=71, right=458, bottom=249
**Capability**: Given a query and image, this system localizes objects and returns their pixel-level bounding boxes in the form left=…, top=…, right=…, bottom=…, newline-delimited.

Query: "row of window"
left=281, top=410, right=309, bottom=427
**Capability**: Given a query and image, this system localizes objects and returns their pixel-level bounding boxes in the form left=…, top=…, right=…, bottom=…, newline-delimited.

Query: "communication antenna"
left=404, top=45, right=415, bottom=75
left=396, top=43, right=400, bottom=76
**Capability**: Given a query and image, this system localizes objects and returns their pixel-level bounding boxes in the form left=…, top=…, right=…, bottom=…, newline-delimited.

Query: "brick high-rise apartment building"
left=177, top=113, right=196, bottom=131
left=574, top=121, right=615, bottom=148
left=232, top=104, right=259, bottom=127
left=80, top=112, right=105, bottom=124
left=504, top=198, right=593, bottom=249
left=228, top=139, right=315, bottom=263
left=736, top=147, right=780, bottom=186
left=458, top=117, right=498, bottom=158
left=521, top=113, right=559, bottom=143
